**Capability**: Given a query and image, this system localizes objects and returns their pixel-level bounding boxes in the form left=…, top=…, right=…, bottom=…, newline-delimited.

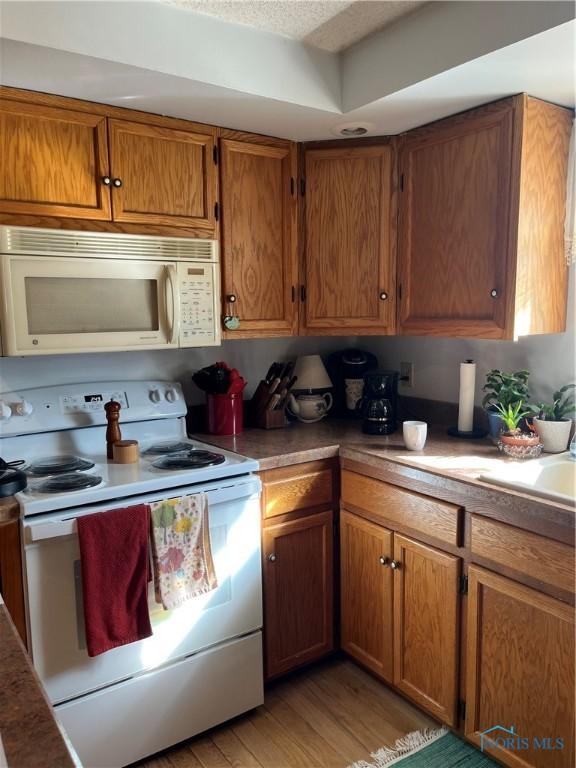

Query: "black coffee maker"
left=356, top=370, right=399, bottom=435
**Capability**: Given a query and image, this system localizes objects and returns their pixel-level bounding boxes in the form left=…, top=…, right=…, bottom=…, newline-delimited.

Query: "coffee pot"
left=356, top=370, right=399, bottom=435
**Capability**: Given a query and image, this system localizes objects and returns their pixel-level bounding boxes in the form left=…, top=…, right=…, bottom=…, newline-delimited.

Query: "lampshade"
left=293, top=355, right=332, bottom=391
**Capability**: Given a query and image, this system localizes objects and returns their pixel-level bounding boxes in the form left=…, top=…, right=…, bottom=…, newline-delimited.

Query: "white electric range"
left=0, top=380, right=263, bottom=768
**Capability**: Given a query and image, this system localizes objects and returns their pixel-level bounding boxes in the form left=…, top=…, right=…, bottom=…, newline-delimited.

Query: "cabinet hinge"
left=400, top=173, right=404, bottom=191
left=290, top=177, right=295, bottom=197
left=459, top=575, right=468, bottom=595
left=291, top=285, right=296, bottom=303
left=458, top=700, right=466, bottom=721
left=300, top=178, right=306, bottom=197
left=213, top=145, right=219, bottom=165
left=398, top=284, right=402, bottom=300
left=300, top=285, right=306, bottom=302
left=214, top=202, right=219, bottom=221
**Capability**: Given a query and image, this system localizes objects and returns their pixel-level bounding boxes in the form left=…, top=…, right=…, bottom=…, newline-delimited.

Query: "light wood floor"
left=136, top=658, right=437, bottom=768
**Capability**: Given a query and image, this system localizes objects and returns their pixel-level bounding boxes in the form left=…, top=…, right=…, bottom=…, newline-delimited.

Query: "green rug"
left=349, top=728, right=501, bottom=767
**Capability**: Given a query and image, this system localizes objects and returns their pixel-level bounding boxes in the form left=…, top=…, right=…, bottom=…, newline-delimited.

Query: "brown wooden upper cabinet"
left=0, top=93, right=217, bottom=232
left=302, top=145, right=396, bottom=335
left=219, top=133, right=298, bottom=337
left=0, top=99, right=111, bottom=220
left=108, top=119, right=216, bottom=229
left=398, top=95, right=573, bottom=339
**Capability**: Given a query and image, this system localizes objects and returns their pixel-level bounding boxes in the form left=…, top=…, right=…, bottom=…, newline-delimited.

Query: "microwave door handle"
left=165, top=265, right=181, bottom=345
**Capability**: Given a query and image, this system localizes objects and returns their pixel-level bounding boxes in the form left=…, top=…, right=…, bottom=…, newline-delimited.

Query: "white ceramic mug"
left=403, top=420, right=427, bottom=451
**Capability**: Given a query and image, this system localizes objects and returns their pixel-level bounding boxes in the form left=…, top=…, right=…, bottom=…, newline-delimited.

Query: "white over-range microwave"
left=0, top=226, right=221, bottom=355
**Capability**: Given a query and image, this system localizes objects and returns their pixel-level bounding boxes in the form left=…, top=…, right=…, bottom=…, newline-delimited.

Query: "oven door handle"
left=165, top=264, right=181, bottom=345
left=25, top=520, right=77, bottom=542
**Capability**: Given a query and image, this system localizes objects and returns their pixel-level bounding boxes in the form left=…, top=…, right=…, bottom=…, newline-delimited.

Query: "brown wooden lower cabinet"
left=465, top=566, right=575, bottom=768
left=340, top=509, right=461, bottom=726
left=0, top=513, right=27, bottom=644
left=340, top=510, right=394, bottom=682
left=393, top=533, right=460, bottom=726
left=262, top=509, right=334, bottom=679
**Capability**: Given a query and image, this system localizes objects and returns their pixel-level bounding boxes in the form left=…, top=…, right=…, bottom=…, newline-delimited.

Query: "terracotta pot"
left=500, top=432, right=540, bottom=448
left=533, top=418, right=572, bottom=453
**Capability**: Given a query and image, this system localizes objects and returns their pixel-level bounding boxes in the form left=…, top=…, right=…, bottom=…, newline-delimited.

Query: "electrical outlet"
left=400, top=361, right=414, bottom=388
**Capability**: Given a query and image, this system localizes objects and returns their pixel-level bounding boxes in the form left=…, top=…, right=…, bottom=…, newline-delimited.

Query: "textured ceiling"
left=168, top=0, right=427, bottom=51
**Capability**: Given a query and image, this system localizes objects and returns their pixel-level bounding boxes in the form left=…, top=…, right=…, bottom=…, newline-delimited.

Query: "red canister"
left=206, top=393, right=243, bottom=436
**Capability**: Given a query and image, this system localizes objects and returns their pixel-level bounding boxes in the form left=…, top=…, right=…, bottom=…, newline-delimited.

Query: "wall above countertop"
left=0, top=336, right=361, bottom=406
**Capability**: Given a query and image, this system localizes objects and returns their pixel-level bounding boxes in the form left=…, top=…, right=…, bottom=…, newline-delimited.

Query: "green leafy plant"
left=482, top=369, right=530, bottom=411
left=528, top=384, right=576, bottom=422
left=492, top=401, right=530, bottom=435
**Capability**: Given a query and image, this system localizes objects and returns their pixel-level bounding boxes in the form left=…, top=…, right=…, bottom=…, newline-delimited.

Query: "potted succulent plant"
left=528, top=384, right=575, bottom=453
left=493, top=400, right=541, bottom=459
left=482, top=369, right=531, bottom=442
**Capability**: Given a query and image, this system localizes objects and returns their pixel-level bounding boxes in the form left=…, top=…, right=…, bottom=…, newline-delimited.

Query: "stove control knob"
left=0, top=401, right=12, bottom=421
left=15, top=400, right=34, bottom=417
left=149, top=389, right=162, bottom=403
left=165, top=388, right=179, bottom=403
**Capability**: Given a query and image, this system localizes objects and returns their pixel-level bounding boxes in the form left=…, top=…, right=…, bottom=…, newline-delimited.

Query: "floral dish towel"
left=150, top=493, right=218, bottom=610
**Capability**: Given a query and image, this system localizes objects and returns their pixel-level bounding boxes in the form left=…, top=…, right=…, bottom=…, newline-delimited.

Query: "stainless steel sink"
left=480, top=452, right=576, bottom=506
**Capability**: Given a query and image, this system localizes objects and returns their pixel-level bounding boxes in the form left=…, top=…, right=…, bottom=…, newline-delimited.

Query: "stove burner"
left=144, top=441, right=195, bottom=455
left=27, top=455, right=95, bottom=476
left=36, top=472, right=103, bottom=493
left=152, top=450, right=226, bottom=470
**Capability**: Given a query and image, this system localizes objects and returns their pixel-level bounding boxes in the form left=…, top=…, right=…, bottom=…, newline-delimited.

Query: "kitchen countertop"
left=0, top=601, right=79, bottom=768
left=195, top=419, right=575, bottom=544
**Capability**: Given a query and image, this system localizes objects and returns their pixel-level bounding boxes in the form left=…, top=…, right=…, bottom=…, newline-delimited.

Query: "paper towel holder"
left=447, top=425, right=488, bottom=439
left=448, top=358, right=488, bottom=439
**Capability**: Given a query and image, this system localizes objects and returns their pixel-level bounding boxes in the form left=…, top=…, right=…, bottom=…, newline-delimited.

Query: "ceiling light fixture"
left=331, top=121, right=375, bottom=138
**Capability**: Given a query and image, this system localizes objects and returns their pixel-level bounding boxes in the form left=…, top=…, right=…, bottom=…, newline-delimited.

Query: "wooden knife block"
left=256, top=409, right=287, bottom=430
left=251, top=379, right=287, bottom=429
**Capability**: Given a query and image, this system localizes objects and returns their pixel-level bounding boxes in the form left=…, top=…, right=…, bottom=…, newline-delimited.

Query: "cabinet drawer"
left=471, top=515, right=575, bottom=594
left=341, top=470, right=461, bottom=546
left=262, top=460, right=335, bottom=519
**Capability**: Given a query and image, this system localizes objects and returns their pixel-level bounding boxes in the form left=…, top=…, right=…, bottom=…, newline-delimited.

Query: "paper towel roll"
left=457, top=360, right=476, bottom=433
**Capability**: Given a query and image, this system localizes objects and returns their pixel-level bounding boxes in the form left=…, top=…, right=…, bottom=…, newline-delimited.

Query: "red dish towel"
left=77, top=504, right=153, bottom=657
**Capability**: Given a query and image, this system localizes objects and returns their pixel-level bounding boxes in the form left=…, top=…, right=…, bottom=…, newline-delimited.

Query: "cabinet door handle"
left=390, top=560, right=401, bottom=570
left=490, top=288, right=499, bottom=298
left=102, top=176, right=111, bottom=186
left=379, top=291, right=388, bottom=301
left=112, top=178, right=123, bottom=188
left=267, top=553, right=277, bottom=563
left=379, top=556, right=389, bottom=566
left=226, top=294, right=237, bottom=304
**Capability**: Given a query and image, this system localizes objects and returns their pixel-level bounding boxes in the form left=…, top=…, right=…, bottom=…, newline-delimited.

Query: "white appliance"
left=0, top=381, right=263, bottom=768
left=0, top=226, right=221, bottom=355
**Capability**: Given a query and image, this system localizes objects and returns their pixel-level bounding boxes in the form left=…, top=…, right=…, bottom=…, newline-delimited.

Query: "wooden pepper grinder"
left=104, top=399, right=122, bottom=460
